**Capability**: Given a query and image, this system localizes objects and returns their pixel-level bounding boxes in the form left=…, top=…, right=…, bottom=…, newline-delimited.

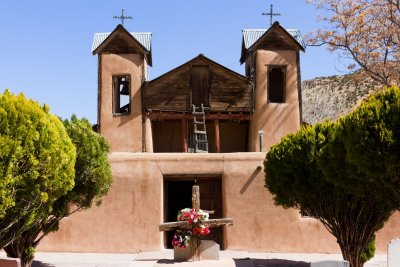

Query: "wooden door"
left=198, top=178, right=223, bottom=248
left=164, top=177, right=224, bottom=249
left=191, top=65, right=210, bottom=107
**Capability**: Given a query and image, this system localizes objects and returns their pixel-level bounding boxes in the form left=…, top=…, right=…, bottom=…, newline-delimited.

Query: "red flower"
left=202, top=226, right=210, bottom=235
left=193, top=227, right=200, bottom=235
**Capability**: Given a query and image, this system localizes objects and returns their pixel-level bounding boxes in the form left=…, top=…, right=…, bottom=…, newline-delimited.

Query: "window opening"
left=267, top=66, right=286, bottom=103
left=112, top=75, right=130, bottom=115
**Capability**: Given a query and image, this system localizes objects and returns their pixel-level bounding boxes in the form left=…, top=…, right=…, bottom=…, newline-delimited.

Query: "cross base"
left=174, top=240, right=220, bottom=261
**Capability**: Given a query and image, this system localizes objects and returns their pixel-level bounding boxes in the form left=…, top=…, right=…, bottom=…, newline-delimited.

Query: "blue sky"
left=0, top=0, right=346, bottom=123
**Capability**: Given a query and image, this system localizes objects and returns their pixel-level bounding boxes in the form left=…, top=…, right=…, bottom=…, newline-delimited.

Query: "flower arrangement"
left=172, top=208, right=211, bottom=248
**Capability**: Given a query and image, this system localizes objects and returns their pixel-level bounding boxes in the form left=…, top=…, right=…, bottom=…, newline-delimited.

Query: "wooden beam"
left=182, top=119, right=188, bottom=152
left=206, top=218, right=233, bottom=227
left=214, top=120, right=220, bottom=153
left=159, top=218, right=234, bottom=232
left=202, top=210, right=215, bottom=215
left=146, top=111, right=250, bottom=121
left=192, top=185, right=200, bottom=211
left=159, top=221, right=191, bottom=231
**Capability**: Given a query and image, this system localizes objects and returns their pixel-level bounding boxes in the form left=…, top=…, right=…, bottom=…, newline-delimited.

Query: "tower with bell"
left=92, top=9, right=152, bottom=152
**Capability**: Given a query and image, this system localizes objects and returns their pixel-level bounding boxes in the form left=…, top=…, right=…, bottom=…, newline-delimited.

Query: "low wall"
left=0, top=257, right=20, bottom=267
left=38, top=152, right=400, bottom=253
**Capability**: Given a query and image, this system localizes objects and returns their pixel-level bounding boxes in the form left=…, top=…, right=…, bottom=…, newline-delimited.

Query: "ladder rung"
left=192, top=104, right=208, bottom=153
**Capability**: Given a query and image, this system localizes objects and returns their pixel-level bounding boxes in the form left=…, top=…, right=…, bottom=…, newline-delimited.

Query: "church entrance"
left=164, top=176, right=224, bottom=249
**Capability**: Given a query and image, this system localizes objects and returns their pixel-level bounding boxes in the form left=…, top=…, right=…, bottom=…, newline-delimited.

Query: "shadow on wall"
left=233, top=258, right=309, bottom=267
left=240, top=166, right=262, bottom=194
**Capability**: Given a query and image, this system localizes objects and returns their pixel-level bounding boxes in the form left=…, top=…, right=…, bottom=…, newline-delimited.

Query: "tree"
left=307, top=0, right=400, bottom=86
left=4, top=115, right=112, bottom=267
left=264, top=86, right=400, bottom=267
left=0, top=90, right=76, bottom=248
left=321, top=86, right=400, bottom=209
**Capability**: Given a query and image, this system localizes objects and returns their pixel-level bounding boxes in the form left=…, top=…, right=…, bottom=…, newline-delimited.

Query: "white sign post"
left=388, top=238, right=400, bottom=267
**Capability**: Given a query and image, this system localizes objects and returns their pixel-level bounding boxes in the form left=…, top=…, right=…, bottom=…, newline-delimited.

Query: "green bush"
left=0, top=90, right=76, bottom=248
left=4, top=115, right=112, bottom=267
left=360, top=235, right=376, bottom=263
left=265, top=86, right=400, bottom=267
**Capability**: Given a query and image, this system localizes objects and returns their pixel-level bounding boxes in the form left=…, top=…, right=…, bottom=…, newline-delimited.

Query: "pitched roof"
left=92, top=24, right=152, bottom=65
left=143, top=54, right=253, bottom=113
left=146, top=54, right=251, bottom=86
left=242, top=28, right=305, bottom=49
left=240, top=22, right=305, bottom=64
left=92, top=32, right=152, bottom=52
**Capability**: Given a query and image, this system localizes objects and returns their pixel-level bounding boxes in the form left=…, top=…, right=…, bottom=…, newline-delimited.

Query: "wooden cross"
left=159, top=184, right=233, bottom=260
left=113, top=9, right=133, bottom=26
left=262, top=4, right=281, bottom=26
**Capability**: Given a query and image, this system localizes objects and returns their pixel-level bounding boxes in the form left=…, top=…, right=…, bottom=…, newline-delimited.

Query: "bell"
left=119, top=80, right=129, bottom=95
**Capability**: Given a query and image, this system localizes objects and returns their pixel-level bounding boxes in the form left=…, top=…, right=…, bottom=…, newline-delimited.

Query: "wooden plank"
left=159, top=218, right=234, bottom=232
left=206, top=218, right=233, bottom=227
left=146, top=112, right=250, bottom=120
left=202, top=210, right=215, bottom=215
left=192, top=185, right=200, bottom=211
left=159, top=221, right=191, bottom=231
left=182, top=119, right=188, bottom=153
left=191, top=65, right=210, bottom=107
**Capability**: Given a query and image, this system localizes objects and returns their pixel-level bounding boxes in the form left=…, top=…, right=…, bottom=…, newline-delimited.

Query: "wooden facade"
left=143, top=55, right=253, bottom=153
left=143, top=54, right=253, bottom=113
left=255, top=28, right=302, bottom=52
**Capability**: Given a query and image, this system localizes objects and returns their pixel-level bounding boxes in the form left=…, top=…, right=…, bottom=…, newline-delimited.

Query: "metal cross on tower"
left=262, top=4, right=281, bottom=26
left=113, top=9, right=133, bottom=26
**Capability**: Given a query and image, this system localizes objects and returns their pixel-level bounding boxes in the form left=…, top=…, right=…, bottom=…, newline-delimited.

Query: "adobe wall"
left=249, top=50, right=301, bottom=152
left=38, top=153, right=400, bottom=253
left=99, top=54, right=144, bottom=153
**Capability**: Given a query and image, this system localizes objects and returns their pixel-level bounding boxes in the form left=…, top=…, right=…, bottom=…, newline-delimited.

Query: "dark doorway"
left=164, top=177, right=224, bottom=249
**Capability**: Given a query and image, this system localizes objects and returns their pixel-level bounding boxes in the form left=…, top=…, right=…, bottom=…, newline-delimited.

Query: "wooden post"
left=192, top=185, right=200, bottom=211
left=193, top=239, right=201, bottom=261
left=144, top=117, right=153, bottom=152
left=214, top=120, right=220, bottom=153
left=182, top=119, right=188, bottom=152
left=192, top=184, right=201, bottom=260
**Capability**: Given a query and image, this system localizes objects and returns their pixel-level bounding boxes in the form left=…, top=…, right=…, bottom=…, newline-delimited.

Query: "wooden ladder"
left=192, top=104, right=208, bottom=153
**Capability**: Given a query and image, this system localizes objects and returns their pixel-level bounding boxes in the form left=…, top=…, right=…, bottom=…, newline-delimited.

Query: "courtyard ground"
left=1, top=250, right=387, bottom=267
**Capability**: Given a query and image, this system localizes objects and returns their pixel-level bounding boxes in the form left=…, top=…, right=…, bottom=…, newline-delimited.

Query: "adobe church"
left=39, top=21, right=400, bottom=253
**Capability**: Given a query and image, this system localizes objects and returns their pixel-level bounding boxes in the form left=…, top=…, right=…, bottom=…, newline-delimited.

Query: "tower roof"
left=92, top=25, right=152, bottom=66
left=92, top=32, right=152, bottom=52
left=240, top=22, right=305, bottom=64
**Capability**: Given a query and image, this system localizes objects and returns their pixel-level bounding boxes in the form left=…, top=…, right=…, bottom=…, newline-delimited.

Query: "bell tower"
left=241, top=22, right=305, bottom=152
left=92, top=25, right=152, bottom=152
